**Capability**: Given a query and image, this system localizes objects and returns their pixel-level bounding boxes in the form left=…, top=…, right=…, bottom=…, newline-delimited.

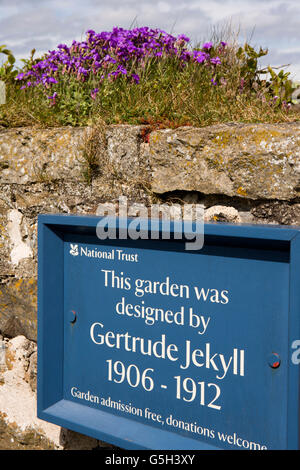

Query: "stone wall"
left=0, top=122, right=300, bottom=449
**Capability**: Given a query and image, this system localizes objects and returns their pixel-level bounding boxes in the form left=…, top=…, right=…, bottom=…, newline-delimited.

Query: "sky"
left=0, top=0, right=300, bottom=80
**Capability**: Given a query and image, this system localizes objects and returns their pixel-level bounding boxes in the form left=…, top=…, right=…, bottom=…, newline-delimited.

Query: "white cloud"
left=158, top=2, right=171, bottom=13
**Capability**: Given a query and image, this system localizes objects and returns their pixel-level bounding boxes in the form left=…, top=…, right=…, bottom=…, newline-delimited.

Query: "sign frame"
left=37, top=214, right=300, bottom=450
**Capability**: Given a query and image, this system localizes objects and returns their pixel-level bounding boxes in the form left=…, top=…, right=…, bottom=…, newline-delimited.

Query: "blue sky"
left=0, top=0, right=300, bottom=79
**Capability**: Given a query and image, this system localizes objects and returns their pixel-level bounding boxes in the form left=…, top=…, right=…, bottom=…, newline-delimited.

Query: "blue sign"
left=37, top=215, right=300, bottom=450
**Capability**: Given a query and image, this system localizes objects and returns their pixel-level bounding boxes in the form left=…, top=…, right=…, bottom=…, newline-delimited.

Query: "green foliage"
left=266, top=67, right=295, bottom=105
left=20, top=48, right=41, bottom=71
left=0, top=37, right=299, bottom=128
left=0, top=45, right=17, bottom=82
left=234, top=42, right=296, bottom=107
left=237, top=43, right=268, bottom=85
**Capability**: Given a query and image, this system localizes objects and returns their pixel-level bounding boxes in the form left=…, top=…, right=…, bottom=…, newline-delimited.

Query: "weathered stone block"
left=0, top=278, right=37, bottom=341
left=252, top=201, right=300, bottom=225
left=149, top=123, right=300, bottom=200
left=0, top=127, right=86, bottom=184
left=25, top=350, right=37, bottom=392
left=204, top=205, right=242, bottom=223
left=106, top=125, right=149, bottom=180
left=0, top=336, right=108, bottom=450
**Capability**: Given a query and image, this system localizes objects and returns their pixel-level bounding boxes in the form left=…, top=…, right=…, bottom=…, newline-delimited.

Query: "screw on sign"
left=68, top=310, right=77, bottom=324
left=268, top=353, right=281, bottom=369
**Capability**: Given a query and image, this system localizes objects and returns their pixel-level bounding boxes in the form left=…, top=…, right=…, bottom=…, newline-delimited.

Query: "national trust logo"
left=70, top=244, right=79, bottom=256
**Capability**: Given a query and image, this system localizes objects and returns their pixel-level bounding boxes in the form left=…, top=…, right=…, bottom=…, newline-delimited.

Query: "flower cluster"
left=16, top=27, right=225, bottom=101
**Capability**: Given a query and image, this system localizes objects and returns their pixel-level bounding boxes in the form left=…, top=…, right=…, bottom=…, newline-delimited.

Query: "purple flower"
left=47, top=91, right=58, bottom=105
left=57, top=44, right=69, bottom=52
left=16, top=72, right=25, bottom=80
left=202, top=42, right=213, bottom=50
left=193, top=50, right=209, bottom=64
left=77, top=66, right=89, bottom=76
left=131, top=73, right=140, bottom=84
left=42, top=76, right=58, bottom=85
left=91, top=88, right=99, bottom=100
left=282, top=101, right=291, bottom=111
left=117, top=65, right=127, bottom=75
left=47, top=92, right=57, bottom=100
left=17, top=26, right=223, bottom=96
left=177, top=34, right=190, bottom=43
left=103, top=54, right=116, bottom=64
left=210, top=56, right=221, bottom=65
